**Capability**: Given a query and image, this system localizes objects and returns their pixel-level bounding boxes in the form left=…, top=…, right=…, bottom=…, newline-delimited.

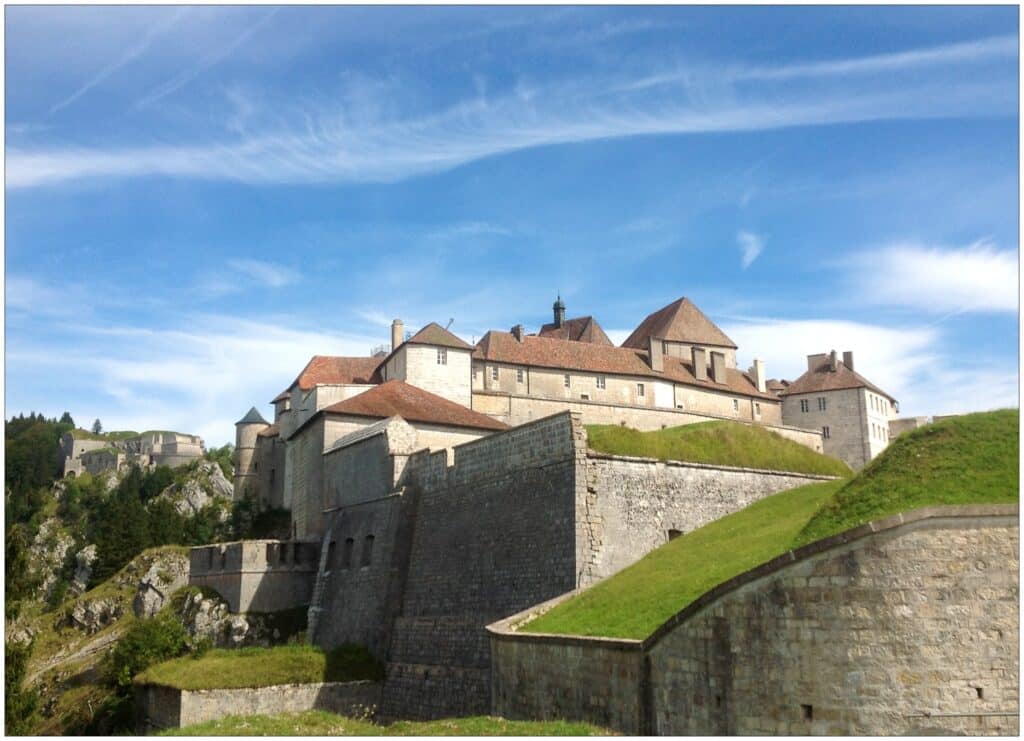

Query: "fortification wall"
left=379, top=412, right=586, bottom=721
left=488, top=506, right=1019, bottom=736
left=189, top=540, right=318, bottom=613
left=578, top=453, right=838, bottom=584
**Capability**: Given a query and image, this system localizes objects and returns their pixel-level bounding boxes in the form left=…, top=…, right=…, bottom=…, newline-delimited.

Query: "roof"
left=537, top=316, right=614, bottom=345
left=474, top=331, right=777, bottom=400
left=780, top=358, right=896, bottom=402
left=621, top=297, right=737, bottom=350
left=405, top=322, right=473, bottom=350
left=256, top=423, right=280, bottom=438
left=321, top=380, right=508, bottom=431
left=766, top=379, right=789, bottom=395
left=290, top=356, right=383, bottom=391
left=271, top=389, right=291, bottom=403
left=236, top=407, right=269, bottom=426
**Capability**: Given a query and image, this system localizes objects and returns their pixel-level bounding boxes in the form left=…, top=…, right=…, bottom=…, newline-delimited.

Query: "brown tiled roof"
left=290, top=356, right=383, bottom=391
left=537, top=316, right=614, bottom=345
left=766, top=379, right=789, bottom=395
left=257, top=423, right=280, bottom=438
left=621, top=297, right=737, bottom=350
left=322, top=380, right=508, bottom=431
left=271, top=389, right=291, bottom=403
left=406, top=322, right=472, bottom=350
left=474, top=331, right=776, bottom=400
left=780, top=359, right=896, bottom=402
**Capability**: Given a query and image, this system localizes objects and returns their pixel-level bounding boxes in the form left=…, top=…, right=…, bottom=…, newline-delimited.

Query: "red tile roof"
left=474, top=331, right=776, bottom=400
left=537, top=316, right=614, bottom=345
left=290, top=356, right=383, bottom=391
left=406, top=322, right=472, bottom=350
left=322, top=380, right=508, bottom=431
left=621, top=297, right=737, bottom=350
left=780, top=359, right=896, bottom=402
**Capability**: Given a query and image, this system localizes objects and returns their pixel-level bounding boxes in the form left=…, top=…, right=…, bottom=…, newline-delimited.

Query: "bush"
left=5, top=640, right=39, bottom=735
left=106, top=612, right=189, bottom=690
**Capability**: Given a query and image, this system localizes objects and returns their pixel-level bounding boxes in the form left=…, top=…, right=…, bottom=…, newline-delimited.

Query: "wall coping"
left=585, top=451, right=843, bottom=480
left=165, top=679, right=381, bottom=696
left=487, top=504, right=1018, bottom=652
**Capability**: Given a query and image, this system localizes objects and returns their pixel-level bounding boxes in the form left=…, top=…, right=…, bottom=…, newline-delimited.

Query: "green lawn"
left=135, top=644, right=384, bottom=691
left=526, top=409, right=1018, bottom=640
left=586, top=421, right=851, bottom=476
left=162, top=711, right=610, bottom=736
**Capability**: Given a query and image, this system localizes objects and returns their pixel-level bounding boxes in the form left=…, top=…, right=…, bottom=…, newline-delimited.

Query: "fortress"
left=60, top=429, right=205, bottom=477
left=178, top=295, right=1016, bottom=733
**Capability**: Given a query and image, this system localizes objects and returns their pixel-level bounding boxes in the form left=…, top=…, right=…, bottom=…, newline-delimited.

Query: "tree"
left=91, top=418, right=103, bottom=435
left=59, top=411, right=75, bottom=426
left=5, top=640, right=39, bottom=734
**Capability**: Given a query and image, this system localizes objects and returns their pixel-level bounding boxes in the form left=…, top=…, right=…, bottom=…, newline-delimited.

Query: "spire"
left=552, top=293, right=566, bottom=328
left=235, top=406, right=269, bottom=426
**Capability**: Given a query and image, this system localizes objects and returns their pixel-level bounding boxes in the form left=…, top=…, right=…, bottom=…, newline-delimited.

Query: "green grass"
left=525, top=480, right=844, bottom=639
left=794, top=409, right=1019, bottom=546
left=526, top=409, right=1019, bottom=640
left=161, top=711, right=611, bottom=736
left=135, top=644, right=384, bottom=690
left=69, top=428, right=139, bottom=441
left=586, top=421, right=851, bottom=476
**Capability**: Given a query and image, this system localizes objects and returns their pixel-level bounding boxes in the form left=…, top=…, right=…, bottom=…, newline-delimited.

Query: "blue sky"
left=5, top=5, right=1019, bottom=446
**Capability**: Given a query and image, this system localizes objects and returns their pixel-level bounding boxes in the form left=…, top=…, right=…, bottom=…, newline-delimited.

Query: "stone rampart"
left=189, top=539, right=318, bottom=613
left=488, top=505, right=1019, bottom=736
left=135, top=680, right=382, bottom=733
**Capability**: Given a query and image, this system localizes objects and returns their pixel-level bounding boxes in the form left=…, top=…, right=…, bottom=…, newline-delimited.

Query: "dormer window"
left=437, top=348, right=447, bottom=365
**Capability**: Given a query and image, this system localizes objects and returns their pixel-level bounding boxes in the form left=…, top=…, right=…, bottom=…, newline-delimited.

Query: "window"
left=564, top=374, right=571, bottom=388
left=637, top=383, right=645, bottom=397
left=754, top=402, right=761, bottom=416
left=472, top=366, right=478, bottom=380
left=516, top=368, right=524, bottom=384
left=580, top=393, right=590, bottom=401
left=733, top=399, right=739, bottom=412
left=437, top=348, right=447, bottom=365
left=596, top=375, right=606, bottom=390
left=361, top=535, right=375, bottom=567
left=800, top=399, right=809, bottom=413
left=822, top=426, right=830, bottom=439
left=491, top=366, right=499, bottom=381
left=341, top=538, right=354, bottom=569
left=327, top=541, right=337, bottom=567
left=817, top=397, right=827, bottom=411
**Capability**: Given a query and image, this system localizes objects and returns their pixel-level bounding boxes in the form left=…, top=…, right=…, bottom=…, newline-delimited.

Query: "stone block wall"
left=189, top=539, right=318, bottom=613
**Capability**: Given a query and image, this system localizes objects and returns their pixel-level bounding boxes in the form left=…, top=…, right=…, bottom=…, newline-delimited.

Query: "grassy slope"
left=162, top=711, right=610, bottom=736
left=527, top=409, right=1018, bottom=640
left=135, top=644, right=384, bottom=691
left=587, top=421, right=851, bottom=476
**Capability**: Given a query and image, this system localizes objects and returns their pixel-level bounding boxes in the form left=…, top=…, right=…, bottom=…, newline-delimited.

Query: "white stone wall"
left=387, top=345, right=472, bottom=407
left=781, top=387, right=894, bottom=470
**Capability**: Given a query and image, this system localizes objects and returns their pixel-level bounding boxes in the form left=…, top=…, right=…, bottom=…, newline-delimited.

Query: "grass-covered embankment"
left=586, top=421, right=851, bottom=476
left=161, top=711, right=611, bottom=736
left=526, top=409, right=1018, bottom=640
left=135, top=644, right=384, bottom=691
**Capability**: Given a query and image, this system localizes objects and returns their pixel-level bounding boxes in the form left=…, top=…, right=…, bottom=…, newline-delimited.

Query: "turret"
left=553, top=294, right=566, bottom=328
left=234, top=406, right=269, bottom=501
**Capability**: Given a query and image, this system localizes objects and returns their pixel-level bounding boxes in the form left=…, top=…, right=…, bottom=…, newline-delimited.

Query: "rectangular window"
left=818, top=397, right=827, bottom=411
left=733, top=399, right=739, bottom=412
left=822, top=426, right=830, bottom=439
left=437, top=348, right=447, bottom=365
left=754, top=402, right=761, bottom=416
left=596, top=375, right=606, bottom=390
left=341, top=538, right=354, bottom=569
left=564, top=374, right=571, bottom=388
left=637, top=383, right=645, bottom=397
left=491, top=366, right=499, bottom=381
left=361, top=535, right=374, bottom=567
left=516, top=368, right=524, bottom=384
left=800, top=399, right=809, bottom=413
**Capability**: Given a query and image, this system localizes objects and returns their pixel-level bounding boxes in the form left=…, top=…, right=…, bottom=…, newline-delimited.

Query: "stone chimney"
left=807, top=353, right=829, bottom=372
left=710, top=351, right=727, bottom=384
left=830, top=350, right=838, bottom=372
left=843, top=351, right=854, bottom=372
left=553, top=294, right=566, bottom=329
left=391, top=319, right=404, bottom=352
left=649, top=337, right=663, bottom=372
left=692, top=347, right=708, bottom=381
left=749, top=359, right=766, bottom=393
left=511, top=324, right=525, bottom=342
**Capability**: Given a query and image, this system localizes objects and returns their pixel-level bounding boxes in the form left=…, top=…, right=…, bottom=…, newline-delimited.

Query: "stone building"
left=60, top=429, right=205, bottom=477
left=776, top=350, right=898, bottom=470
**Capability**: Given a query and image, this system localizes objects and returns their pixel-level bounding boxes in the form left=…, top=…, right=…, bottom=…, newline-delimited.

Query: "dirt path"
left=27, top=627, right=124, bottom=686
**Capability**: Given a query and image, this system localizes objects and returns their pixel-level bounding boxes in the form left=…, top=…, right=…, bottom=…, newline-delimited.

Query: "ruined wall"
left=380, top=412, right=586, bottom=721
left=578, top=454, right=838, bottom=585
left=189, top=540, right=317, bottom=613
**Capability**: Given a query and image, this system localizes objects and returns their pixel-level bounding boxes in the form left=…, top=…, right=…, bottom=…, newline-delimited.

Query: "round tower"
left=234, top=406, right=269, bottom=501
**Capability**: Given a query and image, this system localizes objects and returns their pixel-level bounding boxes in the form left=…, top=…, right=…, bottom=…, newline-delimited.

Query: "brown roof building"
left=537, top=316, right=614, bottom=345
left=621, top=297, right=737, bottom=351
left=322, top=380, right=508, bottom=431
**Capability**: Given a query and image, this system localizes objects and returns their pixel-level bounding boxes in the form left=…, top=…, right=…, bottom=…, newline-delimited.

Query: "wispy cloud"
left=737, top=230, right=764, bottom=269
left=194, top=258, right=301, bottom=299
left=842, top=239, right=1018, bottom=314
left=9, top=35, right=1015, bottom=189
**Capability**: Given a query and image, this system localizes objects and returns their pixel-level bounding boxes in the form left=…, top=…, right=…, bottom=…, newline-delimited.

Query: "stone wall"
left=189, top=540, right=318, bottom=613
left=386, top=345, right=473, bottom=407
left=487, top=505, right=1019, bottom=736
left=578, top=453, right=838, bottom=584
left=780, top=386, right=894, bottom=470
left=135, top=680, right=382, bottom=733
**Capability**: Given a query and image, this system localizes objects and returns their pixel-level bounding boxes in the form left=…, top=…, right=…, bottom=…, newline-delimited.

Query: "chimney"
left=692, top=347, right=708, bottom=381
left=553, top=294, right=566, bottom=329
left=511, top=324, right=525, bottom=342
left=710, top=351, right=727, bottom=384
left=843, top=351, right=854, bottom=372
left=830, top=350, right=838, bottom=372
left=750, top=359, right=766, bottom=393
left=648, top=337, right=663, bottom=372
left=391, top=319, right=403, bottom=352
left=807, top=353, right=829, bottom=372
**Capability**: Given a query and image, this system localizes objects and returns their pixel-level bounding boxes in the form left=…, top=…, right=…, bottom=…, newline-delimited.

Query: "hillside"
left=586, top=421, right=851, bottom=476
left=524, top=409, right=1018, bottom=639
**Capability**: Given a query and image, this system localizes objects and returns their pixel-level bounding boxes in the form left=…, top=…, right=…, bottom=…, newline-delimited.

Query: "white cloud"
left=225, top=259, right=301, bottom=288
left=737, top=230, right=764, bottom=269
left=7, top=35, right=1015, bottom=189
left=843, top=240, right=1018, bottom=314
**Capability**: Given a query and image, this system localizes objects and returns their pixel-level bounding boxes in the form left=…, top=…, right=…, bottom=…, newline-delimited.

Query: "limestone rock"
left=70, top=545, right=98, bottom=597
left=69, top=598, right=122, bottom=634
left=177, top=590, right=274, bottom=648
left=28, top=519, right=74, bottom=601
left=152, top=461, right=232, bottom=519
left=132, top=558, right=189, bottom=618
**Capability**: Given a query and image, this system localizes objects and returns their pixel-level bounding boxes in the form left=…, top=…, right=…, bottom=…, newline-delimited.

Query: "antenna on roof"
left=445, top=318, right=454, bottom=330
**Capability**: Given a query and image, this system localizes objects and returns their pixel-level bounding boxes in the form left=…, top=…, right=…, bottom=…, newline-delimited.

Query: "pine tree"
left=91, top=418, right=103, bottom=434
left=59, top=411, right=75, bottom=426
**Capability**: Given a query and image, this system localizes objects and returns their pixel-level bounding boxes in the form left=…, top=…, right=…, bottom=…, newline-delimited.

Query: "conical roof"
left=236, top=406, right=269, bottom=426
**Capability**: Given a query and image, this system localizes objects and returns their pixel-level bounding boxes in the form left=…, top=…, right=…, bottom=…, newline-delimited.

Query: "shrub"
left=106, top=612, right=189, bottom=690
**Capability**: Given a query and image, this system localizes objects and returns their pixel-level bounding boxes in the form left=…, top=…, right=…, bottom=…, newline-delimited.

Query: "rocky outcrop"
left=70, top=545, right=98, bottom=597
left=133, top=559, right=189, bottom=618
left=177, top=590, right=299, bottom=649
left=68, top=597, right=123, bottom=635
left=153, top=462, right=233, bottom=519
left=28, top=519, right=74, bottom=601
